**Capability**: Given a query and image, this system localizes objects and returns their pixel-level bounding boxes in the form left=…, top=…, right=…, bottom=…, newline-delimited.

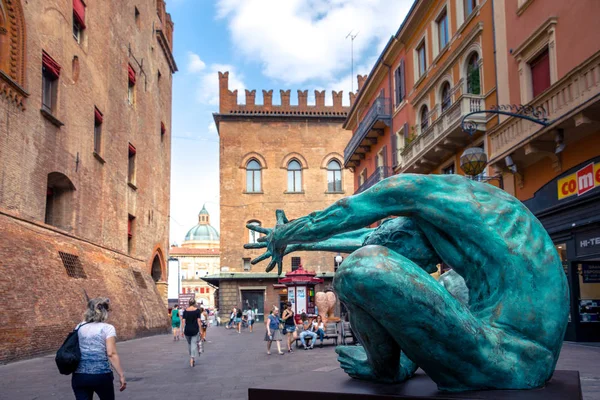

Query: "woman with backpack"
left=72, top=297, right=126, bottom=399
left=181, top=298, right=202, bottom=367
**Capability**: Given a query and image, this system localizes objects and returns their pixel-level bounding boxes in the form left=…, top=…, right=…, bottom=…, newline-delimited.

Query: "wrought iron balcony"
left=344, top=97, right=392, bottom=166
left=356, top=166, right=394, bottom=194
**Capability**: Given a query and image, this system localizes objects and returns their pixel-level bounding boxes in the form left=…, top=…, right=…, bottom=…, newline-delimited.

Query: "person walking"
left=265, top=307, right=284, bottom=355
left=225, top=307, right=236, bottom=329
left=312, top=315, right=326, bottom=348
left=235, top=307, right=243, bottom=333
left=181, top=298, right=201, bottom=367
left=72, top=297, right=126, bottom=400
left=281, top=302, right=297, bottom=353
left=299, top=313, right=318, bottom=350
left=199, top=307, right=208, bottom=344
left=171, top=305, right=181, bottom=341
left=246, top=305, right=255, bottom=333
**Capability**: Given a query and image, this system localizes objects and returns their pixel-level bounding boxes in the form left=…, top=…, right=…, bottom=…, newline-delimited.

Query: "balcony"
left=344, top=97, right=392, bottom=167
left=356, top=166, right=394, bottom=194
left=398, top=94, right=486, bottom=173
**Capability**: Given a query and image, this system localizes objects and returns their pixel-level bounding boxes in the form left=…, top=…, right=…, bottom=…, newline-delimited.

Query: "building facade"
left=491, top=0, right=600, bottom=341
left=345, top=0, right=497, bottom=194
left=169, top=206, right=220, bottom=308
left=0, top=0, right=176, bottom=362
left=210, top=72, right=352, bottom=322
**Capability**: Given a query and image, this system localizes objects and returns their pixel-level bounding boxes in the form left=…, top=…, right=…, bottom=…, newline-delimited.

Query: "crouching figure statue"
left=245, top=174, right=569, bottom=392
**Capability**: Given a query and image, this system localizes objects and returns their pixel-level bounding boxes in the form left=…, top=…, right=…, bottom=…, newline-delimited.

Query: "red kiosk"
left=279, top=265, right=323, bottom=321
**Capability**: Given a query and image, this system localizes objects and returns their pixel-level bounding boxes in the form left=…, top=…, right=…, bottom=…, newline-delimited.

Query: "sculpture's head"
left=364, top=217, right=441, bottom=274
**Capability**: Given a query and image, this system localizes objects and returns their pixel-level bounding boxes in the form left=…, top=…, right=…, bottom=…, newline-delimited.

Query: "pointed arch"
left=239, top=151, right=267, bottom=169
left=320, top=152, right=344, bottom=169
left=148, top=244, right=167, bottom=282
left=0, top=0, right=27, bottom=110
left=280, top=152, right=308, bottom=169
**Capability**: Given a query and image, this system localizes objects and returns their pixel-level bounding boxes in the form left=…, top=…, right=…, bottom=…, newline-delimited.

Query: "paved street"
left=1, top=327, right=599, bottom=400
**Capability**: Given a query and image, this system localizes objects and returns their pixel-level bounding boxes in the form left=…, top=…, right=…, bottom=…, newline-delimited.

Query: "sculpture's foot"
left=336, top=346, right=411, bottom=384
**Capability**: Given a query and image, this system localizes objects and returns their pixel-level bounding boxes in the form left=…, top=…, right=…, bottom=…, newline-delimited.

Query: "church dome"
left=184, top=205, right=220, bottom=242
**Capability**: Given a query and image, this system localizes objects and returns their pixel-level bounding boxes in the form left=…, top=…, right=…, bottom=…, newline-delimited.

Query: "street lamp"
left=459, top=147, right=504, bottom=189
left=335, top=254, right=343, bottom=272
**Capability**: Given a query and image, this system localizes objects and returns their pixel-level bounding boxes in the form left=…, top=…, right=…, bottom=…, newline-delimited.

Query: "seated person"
left=299, top=313, right=317, bottom=350
left=312, top=315, right=326, bottom=347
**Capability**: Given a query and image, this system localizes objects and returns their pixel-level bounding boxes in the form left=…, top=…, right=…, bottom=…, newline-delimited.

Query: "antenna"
left=346, top=30, right=359, bottom=93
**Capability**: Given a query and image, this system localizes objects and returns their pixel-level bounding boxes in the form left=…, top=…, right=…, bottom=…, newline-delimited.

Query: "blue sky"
left=167, top=0, right=413, bottom=244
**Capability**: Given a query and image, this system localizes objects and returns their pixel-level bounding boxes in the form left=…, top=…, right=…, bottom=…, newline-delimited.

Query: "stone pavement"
left=0, top=327, right=599, bottom=400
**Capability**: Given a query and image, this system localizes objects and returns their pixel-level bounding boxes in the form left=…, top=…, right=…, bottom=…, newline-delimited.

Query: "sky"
left=167, top=0, right=413, bottom=244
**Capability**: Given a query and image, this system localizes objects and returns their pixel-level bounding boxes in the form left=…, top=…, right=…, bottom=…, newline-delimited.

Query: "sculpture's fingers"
left=257, top=236, right=268, bottom=243
left=265, top=260, right=277, bottom=273
left=251, top=252, right=272, bottom=265
left=276, top=209, right=289, bottom=224
left=246, top=224, right=270, bottom=234
left=244, top=242, right=267, bottom=249
left=277, top=260, right=283, bottom=276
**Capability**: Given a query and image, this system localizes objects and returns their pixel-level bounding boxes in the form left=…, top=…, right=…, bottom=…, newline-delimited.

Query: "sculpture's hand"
left=243, top=210, right=290, bottom=275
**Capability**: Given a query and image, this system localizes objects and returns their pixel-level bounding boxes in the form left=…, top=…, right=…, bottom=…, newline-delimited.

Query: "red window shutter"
left=42, top=51, right=61, bottom=79
left=161, top=121, right=166, bottom=135
left=531, top=50, right=550, bottom=98
left=73, top=0, right=86, bottom=29
left=128, top=64, right=136, bottom=85
left=128, top=143, right=136, bottom=155
left=127, top=218, right=132, bottom=238
left=94, top=107, right=103, bottom=124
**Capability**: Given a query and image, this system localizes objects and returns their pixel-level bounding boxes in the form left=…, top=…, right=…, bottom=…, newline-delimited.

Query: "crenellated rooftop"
left=217, top=71, right=356, bottom=117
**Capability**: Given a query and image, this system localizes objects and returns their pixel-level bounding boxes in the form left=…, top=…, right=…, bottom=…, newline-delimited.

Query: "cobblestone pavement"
left=1, top=326, right=599, bottom=400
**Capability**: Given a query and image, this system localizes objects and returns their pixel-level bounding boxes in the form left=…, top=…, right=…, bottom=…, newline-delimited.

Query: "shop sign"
left=178, top=293, right=195, bottom=307
left=576, top=231, right=600, bottom=257
left=581, top=262, right=600, bottom=283
left=557, top=161, right=600, bottom=200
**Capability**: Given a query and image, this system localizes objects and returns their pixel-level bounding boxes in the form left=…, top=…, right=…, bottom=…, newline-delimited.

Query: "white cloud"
left=187, top=52, right=206, bottom=73
left=216, top=0, right=413, bottom=84
left=186, top=52, right=246, bottom=105
left=208, top=122, right=217, bottom=134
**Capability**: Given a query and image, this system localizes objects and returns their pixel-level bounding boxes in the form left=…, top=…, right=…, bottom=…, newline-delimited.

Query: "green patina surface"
left=245, top=174, right=569, bottom=392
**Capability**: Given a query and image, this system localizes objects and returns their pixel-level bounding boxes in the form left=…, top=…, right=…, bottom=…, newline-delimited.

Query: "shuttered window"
left=530, top=49, right=550, bottom=98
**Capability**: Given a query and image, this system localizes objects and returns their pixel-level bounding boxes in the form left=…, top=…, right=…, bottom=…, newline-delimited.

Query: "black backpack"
left=55, top=322, right=89, bottom=375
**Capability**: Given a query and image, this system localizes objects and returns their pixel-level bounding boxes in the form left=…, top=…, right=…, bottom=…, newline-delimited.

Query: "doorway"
left=241, top=290, right=264, bottom=322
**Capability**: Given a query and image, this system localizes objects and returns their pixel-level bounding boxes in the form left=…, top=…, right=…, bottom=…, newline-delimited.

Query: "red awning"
left=128, top=143, right=136, bottom=155
left=42, top=51, right=61, bottom=79
left=94, top=107, right=103, bottom=124
left=161, top=121, right=166, bottom=135
left=73, top=0, right=86, bottom=29
left=128, top=64, right=136, bottom=85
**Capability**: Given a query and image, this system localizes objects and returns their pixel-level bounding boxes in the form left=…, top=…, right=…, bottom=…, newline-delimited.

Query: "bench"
left=340, top=321, right=356, bottom=345
left=294, top=323, right=339, bottom=348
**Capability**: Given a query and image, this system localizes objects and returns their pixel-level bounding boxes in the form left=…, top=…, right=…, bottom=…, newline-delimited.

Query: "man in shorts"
left=246, top=305, right=255, bottom=333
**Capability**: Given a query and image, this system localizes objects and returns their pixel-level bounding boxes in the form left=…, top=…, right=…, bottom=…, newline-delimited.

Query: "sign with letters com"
left=557, top=162, right=600, bottom=200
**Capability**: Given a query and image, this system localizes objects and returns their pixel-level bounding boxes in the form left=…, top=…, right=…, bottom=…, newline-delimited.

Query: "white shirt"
left=247, top=310, right=255, bottom=320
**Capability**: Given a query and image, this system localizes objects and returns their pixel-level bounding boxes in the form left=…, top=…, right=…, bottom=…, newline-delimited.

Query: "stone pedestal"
left=248, top=369, right=582, bottom=400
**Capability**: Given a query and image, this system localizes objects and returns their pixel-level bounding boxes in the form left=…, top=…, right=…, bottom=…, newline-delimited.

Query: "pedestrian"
left=181, top=298, right=201, bottom=367
left=226, top=307, right=236, bottom=329
left=199, top=307, right=208, bottom=343
left=246, top=305, right=255, bottom=333
left=215, top=308, right=220, bottom=326
left=299, top=313, right=318, bottom=350
left=235, top=307, right=243, bottom=333
left=171, top=305, right=180, bottom=341
left=312, top=315, right=326, bottom=348
left=281, top=302, right=297, bottom=353
left=72, top=297, right=126, bottom=400
left=265, top=307, right=284, bottom=355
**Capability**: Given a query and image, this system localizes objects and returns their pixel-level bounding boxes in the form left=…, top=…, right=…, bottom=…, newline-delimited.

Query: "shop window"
left=128, top=143, right=136, bottom=186
left=243, top=258, right=251, bottom=272
left=291, top=257, right=301, bottom=271
left=437, top=9, right=449, bottom=51
left=327, top=160, right=342, bottom=192
left=42, top=52, right=61, bottom=115
left=287, top=160, right=302, bottom=193
left=94, top=107, right=103, bottom=156
left=466, top=53, right=481, bottom=95
left=246, top=159, right=262, bottom=192
left=530, top=49, right=550, bottom=98
left=73, top=0, right=86, bottom=43
left=59, top=251, right=87, bottom=279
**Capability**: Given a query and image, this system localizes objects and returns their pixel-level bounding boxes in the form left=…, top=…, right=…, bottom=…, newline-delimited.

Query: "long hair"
left=83, top=297, right=110, bottom=323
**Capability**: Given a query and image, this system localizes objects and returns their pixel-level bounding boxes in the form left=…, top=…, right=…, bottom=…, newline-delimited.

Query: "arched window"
left=327, top=160, right=342, bottom=192
left=441, top=82, right=451, bottom=112
left=247, top=221, right=261, bottom=244
left=287, top=160, right=302, bottom=192
left=466, top=53, right=481, bottom=95
left=151, top=254, right=162, bottom=282
left=246, top=159, right=262, bottom=192
left=45, top=172, right=76, bottom=231
left=420, top=106, right=429, bottom=132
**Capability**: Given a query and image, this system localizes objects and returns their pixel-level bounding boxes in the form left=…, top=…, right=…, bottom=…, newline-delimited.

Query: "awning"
left=128, top=64, right=136, bottom=85
left=73, top=0, right=86, bottom=29
left=42, top=51, right=61, bottom=79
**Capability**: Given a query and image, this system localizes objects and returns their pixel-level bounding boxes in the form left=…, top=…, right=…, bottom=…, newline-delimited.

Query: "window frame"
left=529, top=48, right=551, bottom=99
left=440, top=82, right=452, bottom=112
left=466, top=52, right=481, bottom=95
left=326, top=159, right=342, bottom=193
left=72, top=17, right=82, bottom=43
left=437, top=9, right=449, bottom=51
left=417, top=41, right=427, bottom=78
left=291, top=257, right=302, bottom=271
left=247, top=221, right=262, bottom=244
left=245, top=159, right=262, bottom=193
left=420, top=105, right=430, bottom=132
left=94, top=107, right=103, bottom=155
left=128, top=143, right=137, bottom=187
left=287, top=159, right=303, bottom=193
left=464, top=0, right=476, bottom=18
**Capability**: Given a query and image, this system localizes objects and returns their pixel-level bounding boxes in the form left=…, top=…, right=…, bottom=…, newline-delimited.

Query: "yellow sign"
left=557, top=162, right=600, bottom=200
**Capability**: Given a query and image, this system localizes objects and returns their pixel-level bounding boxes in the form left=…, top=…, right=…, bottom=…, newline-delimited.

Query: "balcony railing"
left=489, top=52, right=600, bottom=162
left=399, top=94, right=485, bottom=171
left=356, top=166, right=394, bottom=194
left=344, top=97, right=392, bottom=165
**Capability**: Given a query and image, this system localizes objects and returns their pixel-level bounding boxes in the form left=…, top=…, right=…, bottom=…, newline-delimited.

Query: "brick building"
left=0, top=0, right=177, bottom=362
left=169, top=205, right=220, bottom=308
left=207, top=72, right=353, bottom=322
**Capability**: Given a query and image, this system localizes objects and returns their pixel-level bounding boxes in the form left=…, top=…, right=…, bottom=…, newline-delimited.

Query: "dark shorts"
left=248, top=320, right=254, bottom=326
